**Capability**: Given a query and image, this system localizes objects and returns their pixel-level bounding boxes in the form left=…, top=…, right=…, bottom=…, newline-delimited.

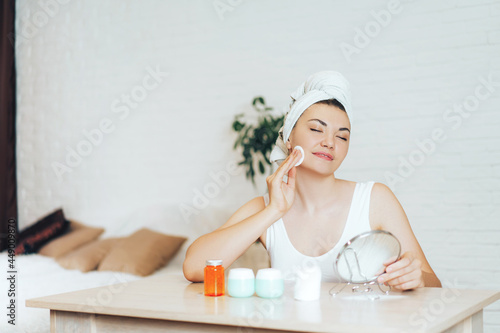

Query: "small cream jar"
left=255, top=268, right=284, bottom=298
left=227, top=268, right=255, bottom=298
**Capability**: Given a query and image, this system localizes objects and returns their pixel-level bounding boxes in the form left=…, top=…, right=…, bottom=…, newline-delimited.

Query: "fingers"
left=377, top=252, right=423, bottom=290
left=380, top=266, right=421, bottom=285
left=266, top=149, right=300, bottom=215
left=266, top=149, right=300, bottom=190
left=382, top=255, right=399, bottom=266
left=390, top=278, right=424, bottom=291
left=387, top=269, right=424, bottom=290
left=287, top=162, right=297, bottom=189
left=280, top=149, right=301, bottom=173
left=270, top=149, right=301, bottom=183
left=385, top=252, right=413, bottom=273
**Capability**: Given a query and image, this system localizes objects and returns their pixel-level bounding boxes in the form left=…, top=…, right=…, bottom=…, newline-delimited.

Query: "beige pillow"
left=57, top=238, right=122, bottom=272
left=98, top=228, right=187, bottom=276
left=38, top=221, right=104, bottom=258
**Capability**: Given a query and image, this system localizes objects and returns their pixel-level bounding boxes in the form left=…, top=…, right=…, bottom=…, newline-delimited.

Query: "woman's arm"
left=182, top=198, right=279, bottom=282
left=370, top=183, right=442, bottom=289
left=183, top=148, right=302, bottom=282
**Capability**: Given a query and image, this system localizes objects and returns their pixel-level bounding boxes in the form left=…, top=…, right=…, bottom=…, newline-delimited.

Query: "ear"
left=285, top=139, right=292, bottom=151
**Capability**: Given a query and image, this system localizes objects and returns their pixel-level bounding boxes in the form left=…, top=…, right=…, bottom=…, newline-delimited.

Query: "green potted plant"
left=232, top=97, right=284, bottom=185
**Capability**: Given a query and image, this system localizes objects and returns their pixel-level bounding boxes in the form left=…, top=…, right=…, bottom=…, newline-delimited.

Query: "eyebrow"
left=308, top=119, right=351, bottom=133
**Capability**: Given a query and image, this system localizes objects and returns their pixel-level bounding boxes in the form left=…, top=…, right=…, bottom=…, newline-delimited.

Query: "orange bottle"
left=204, top=260, right=224, bottom=296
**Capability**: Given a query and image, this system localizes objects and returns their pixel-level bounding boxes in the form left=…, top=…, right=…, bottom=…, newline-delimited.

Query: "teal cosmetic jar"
left=227, top=268, right=255, bottom=298
left=255, top=268, right=284, bottom=298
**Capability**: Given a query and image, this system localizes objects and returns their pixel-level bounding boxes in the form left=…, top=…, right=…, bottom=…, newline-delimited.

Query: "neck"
left=293, top=168, right=343, bottom=215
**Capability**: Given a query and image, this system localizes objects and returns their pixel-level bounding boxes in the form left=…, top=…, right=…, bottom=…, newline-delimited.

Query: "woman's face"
left=286, top=103, right=351, bottom=175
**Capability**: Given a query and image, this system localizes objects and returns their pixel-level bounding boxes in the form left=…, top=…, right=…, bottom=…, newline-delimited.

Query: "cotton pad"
left=294, top=146, right=305, bottom=167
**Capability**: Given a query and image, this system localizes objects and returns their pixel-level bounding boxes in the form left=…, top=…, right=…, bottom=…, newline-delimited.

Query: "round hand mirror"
left=335, top=230, right=401, bottom=284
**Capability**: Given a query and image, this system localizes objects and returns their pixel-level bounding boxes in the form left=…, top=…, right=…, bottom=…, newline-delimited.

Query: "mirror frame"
left=334, top=230, right=401, bottom=283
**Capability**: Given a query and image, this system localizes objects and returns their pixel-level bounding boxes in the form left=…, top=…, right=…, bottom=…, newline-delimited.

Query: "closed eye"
left=310, top=128, right=322, bottom=133
left=337, top=136, right=347, bottom=141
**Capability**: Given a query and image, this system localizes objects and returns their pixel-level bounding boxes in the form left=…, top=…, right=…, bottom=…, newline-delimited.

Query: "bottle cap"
left=206, top=259, right=223, bottom=266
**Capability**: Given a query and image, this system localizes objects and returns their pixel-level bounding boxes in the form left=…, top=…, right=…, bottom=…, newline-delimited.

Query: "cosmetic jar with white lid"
left=255, top=268, right=284, bottom=298
left=227, top=268, right=255, bottom=298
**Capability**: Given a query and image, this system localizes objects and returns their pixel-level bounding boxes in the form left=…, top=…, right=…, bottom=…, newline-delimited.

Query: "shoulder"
left=369, top=182, right=406, bottom=229
left=370, top=182, right=398, bottom=203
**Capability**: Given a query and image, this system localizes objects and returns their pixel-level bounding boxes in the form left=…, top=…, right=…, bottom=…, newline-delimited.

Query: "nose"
left=321, top=135, right=335, bottom=150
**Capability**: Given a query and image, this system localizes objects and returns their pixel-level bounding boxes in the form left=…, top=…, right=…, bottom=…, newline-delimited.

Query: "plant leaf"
left=232, top=97, right=284, bottom=184
left=258, top=160, right=265, bottom=174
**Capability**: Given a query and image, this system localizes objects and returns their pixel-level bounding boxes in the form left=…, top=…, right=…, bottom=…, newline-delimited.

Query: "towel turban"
left=269, top=71, right=353, bottom=165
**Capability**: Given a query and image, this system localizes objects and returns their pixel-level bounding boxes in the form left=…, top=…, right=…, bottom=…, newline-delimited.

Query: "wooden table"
left=27, top=274, right=500, bottom=333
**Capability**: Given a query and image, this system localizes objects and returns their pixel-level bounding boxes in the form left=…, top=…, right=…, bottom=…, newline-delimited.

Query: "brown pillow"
left=57, top=238, right=122, bottom=272
left=97, top=228, right=187, bottom=276
left=38, top=221, right=105, bottom=258
left=15, top=209, right=69, bottom=255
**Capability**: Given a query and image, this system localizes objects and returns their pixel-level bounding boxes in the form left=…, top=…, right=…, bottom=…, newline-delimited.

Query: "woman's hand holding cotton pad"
left=294, top=146, right=304, bottom=167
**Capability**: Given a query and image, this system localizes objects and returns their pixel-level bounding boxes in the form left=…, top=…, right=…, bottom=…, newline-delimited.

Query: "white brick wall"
left=15, top=0, right=500, bottom=330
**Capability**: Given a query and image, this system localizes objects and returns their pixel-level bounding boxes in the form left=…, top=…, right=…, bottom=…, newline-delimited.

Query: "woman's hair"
left=315, top=99, right=346, bottom=111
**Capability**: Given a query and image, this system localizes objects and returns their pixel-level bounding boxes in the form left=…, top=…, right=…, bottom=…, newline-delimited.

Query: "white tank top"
left=263, top=181, right=375, bottom=282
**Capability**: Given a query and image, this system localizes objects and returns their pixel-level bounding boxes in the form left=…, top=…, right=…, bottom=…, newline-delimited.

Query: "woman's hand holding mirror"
left=378, top=251, right=424, bottom=290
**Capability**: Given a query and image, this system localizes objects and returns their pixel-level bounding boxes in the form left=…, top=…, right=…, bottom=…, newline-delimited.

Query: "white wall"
left=15, top=0, right=500, bottom=330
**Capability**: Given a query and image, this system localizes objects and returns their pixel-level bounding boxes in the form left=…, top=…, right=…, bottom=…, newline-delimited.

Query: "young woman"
left=183, top=71, right=441, bottom=290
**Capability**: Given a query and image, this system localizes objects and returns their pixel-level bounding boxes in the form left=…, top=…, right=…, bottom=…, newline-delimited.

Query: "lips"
left=313, top=152, right=333, bottom=161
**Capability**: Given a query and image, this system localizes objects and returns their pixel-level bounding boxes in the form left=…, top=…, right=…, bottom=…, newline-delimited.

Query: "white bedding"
left=0, top=252, right=183, bottom=333
left=0, top=203, right=231, bottom=333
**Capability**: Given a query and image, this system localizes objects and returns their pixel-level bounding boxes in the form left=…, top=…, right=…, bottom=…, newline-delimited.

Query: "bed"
left=1, top=252, right=149, bottom=333
left=0, top=203, right=270, bottom=333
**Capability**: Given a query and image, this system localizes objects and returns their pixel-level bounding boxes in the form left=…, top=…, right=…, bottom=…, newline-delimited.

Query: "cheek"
left=337, top=141, right=349, bottom=156
left=288, top=130, right=309, bottom=147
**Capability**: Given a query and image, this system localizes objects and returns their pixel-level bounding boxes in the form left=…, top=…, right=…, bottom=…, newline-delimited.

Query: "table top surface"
left=27, top=273, right=500, bottom=333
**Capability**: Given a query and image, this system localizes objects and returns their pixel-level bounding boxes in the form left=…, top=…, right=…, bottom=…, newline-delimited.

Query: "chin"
left=302, top=163, right=337, bottom=176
